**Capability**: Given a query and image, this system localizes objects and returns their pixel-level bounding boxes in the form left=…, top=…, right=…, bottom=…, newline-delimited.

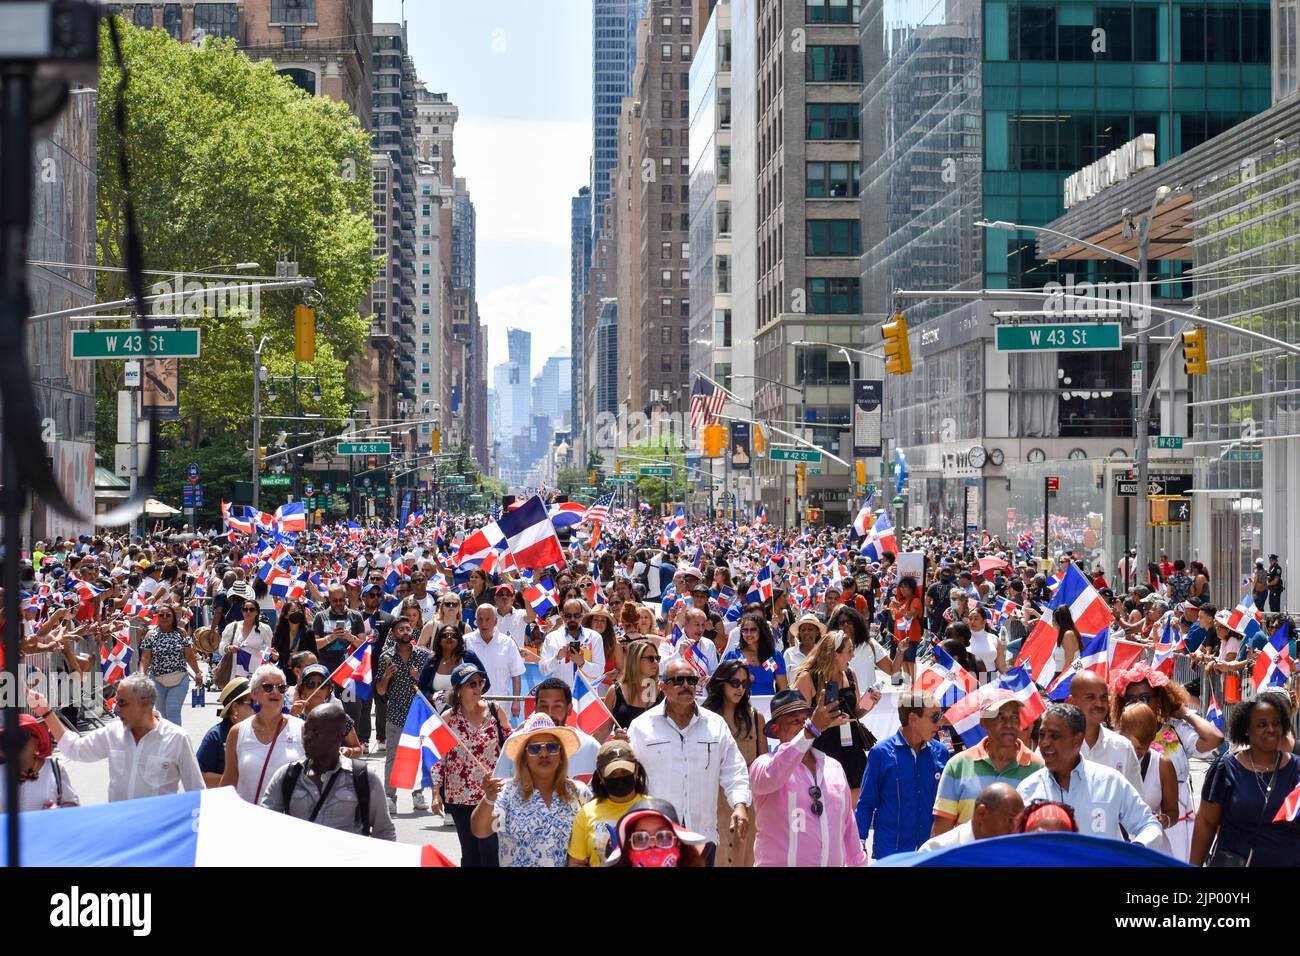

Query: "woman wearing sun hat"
left=196, top=677, right=255, bottom=787
left=471, top=712, right=590, bottom=866
left=428, top=661, right=511, bottom=867
left=603, top=797, right=709, bottom=867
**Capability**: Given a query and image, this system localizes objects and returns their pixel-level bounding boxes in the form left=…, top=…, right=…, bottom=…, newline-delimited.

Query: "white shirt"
left=494, top=608, right=529, bottom=650
left=968, top=628, right=999, bottom=672
left=0, top=756, right=80, bottom=811
left=539, top=625, right=606, bottom=689
left=1081, top=724, right=1144, bottom=793
left=626, top=700, right=752, bottom=845
left=784, top=644, right=810, bottom=675
left=918, top=820, right=975, bottom=852
left=850, top=639, right=888, bottom=689
left=56, top=713, right=205, bottom=802
left=465, top=629, right=526, bottom=698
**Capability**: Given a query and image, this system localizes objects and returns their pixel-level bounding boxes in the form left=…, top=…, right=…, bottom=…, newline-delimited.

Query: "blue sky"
left=373, top=0, right=591, bottom=379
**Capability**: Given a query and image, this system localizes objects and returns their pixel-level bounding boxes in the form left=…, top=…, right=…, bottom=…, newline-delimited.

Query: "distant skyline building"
left=570, top=186, right=593, bottom=442
left=592, top=0, right=651, bottom=239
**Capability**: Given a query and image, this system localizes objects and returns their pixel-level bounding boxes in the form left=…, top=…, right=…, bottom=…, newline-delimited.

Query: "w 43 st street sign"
left=995, top=323, right=1121, bottom=352
left=71, top=329, right=201, bottom=359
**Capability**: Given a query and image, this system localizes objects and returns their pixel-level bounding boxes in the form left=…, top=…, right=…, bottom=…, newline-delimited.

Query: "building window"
left=680, top=156, right=689, bottom=174
left=661, top=297, right=673, bottom=316
left=661, top=354, right=673, bottom=372
left=662, top=43, right=673, bottom=60
left=661, top=155, right=673, bottom=174
left=661, top=327, right=673, bottom=345
left=806, top=0, right=861, bottom=23
left=272, top=0, right=316, bottom=23
left=422, top=264, right=430, bottom=275
left=718, top=146, right=731, bottom=184
left=662, top=98, right=674, bottom=119
left=681, top=44, right=691, bottom=59
left=422, top=303, right=430, bottom=315
left=808, top=277, right=861, bottom=314
left=662, top=270, right=673, bottom=284
left=679, top=327, right=690, bottom=346
left=680, top=184, right=689, bottom=202
left=806, top=103, right=859, bottom=140
left=681, top=16, right=692, bottom=35
left=806, top=219, right=862, bottom=256
left=662, top=73, right=673, bottom=90
left=680, top=242, right=690, bottom=259
left=193, top=3, right=238, bottom=39
left=421, top=323, right=430, bottom=334
left=680, top=269, right=690, bottom=286
left=1010, top=5, right=1056, bottom=60
left=719, top=87, right=731, bottom=127
left=806, top=161, right=861, bottom=198
left=276, top=68, right=316, bottom=95
left=806, top=46, right=862, bottom=82
left=422, top=362, right=430, bottom=374
left=422, top=243, right=430, bottom=255
left=717, top=200, right=732, bottom=236
left=422, top=383, right=431, bottom=395
left=661, top=240, right=673, bottom=260
left=717, top=255, right=731, bottom=293
left=680, top=298, right=690, bottom=317
left=714, top=308, right=732, bottom=347
left=661, top=128, right=673, bottom=147
left=680, top=100, right=689, bottom=120
left=163, top=3, right=182, bottom=38
left=421, top=283, right=430, bottom=295
left=421, top=343, right=430, bottom=354
left=133, top=4, right=154, bottom=28
left=680, top=212, right=690, bottom=231
left=662, top=15, right=673, bottom=30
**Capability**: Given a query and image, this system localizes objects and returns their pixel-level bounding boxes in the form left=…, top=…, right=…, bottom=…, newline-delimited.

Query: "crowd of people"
left=2, top=508, right=1298, bottom=867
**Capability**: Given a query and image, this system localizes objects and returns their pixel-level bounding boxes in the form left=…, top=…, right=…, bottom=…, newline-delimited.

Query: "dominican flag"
left=1013, top=617, right=1059, bottom=686
left=222, top=500, right=254, bottom=535
left=861, top=512, right=897, bottom=562
left=986, top=597, right=1020, bottom=629
left=664, top=508, right=687, bottom=545
left=1046, top=629, right=1109, bottom=700
left=497, top=496, right=565, bottom=570
left=571, top=672, right=614, bottom=734
left=638, top=500, right=652, bottom=512
left=547, top=501, right=588, bottom=529
left=67, top=576, right=104, bottom=606
left=1275, top=781, right=1300, bottom=823
left=275, top=502, right=307, bottom=533
left=1151, top=615, right=1182, bottom=676
left=406, top=509, right=425, bottom=528
left=453, top=521, right=506, bottom=569
left=332, top=641, right=374, bottom=702
left=850, top=498, right=874, bottom=540
left=390, top=693, right=461, bottom=790
left=1251, top=619, right=1293, bottom=692
left=1206, top=693, right=1223, bottom=733
left=752, top=505, right=767, bottom=528
left=253, top=510, right=277, bottom=536
left=754, top=565, right=774, bottom=603
left=1047, top=563, right=1111, bottom=637
left=914, top=644, right=977, bottom=707
left=524, top=578, right=558, bottom=617
left=1225, top=590, right=1265, bottom=643
left=99, top=638, right=133, bottom=684
left=945, top=665, right=1046, bottom=746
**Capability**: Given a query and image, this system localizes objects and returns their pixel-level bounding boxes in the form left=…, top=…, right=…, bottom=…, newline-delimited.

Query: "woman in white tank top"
left=221, top=665, right=305, bottom=803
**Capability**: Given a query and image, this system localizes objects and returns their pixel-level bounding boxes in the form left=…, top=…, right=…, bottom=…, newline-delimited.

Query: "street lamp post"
left=250, top=335, right=269, bottom=511
left=791, top=340, right=877, bottom=512
left=730, top=373, right=806, bottom=529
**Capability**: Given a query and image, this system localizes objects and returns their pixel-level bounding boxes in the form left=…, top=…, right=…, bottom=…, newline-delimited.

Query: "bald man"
left=919, top=783, right=1024, bottom=851
left=1068, top=669, right=1142, bottom=791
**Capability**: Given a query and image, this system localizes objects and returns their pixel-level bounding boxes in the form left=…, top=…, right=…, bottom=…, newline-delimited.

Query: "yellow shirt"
left=567, top=794, right=642, bottom=866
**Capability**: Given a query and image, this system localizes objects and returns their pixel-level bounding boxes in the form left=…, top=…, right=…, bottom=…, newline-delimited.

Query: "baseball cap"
left=596, top=741, right=639, bottom=778
left=979, top=691, right=1021, bottom=719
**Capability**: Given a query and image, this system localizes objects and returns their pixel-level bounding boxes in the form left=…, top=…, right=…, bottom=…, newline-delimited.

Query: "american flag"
left=583, top=492, right=615, bottom=524
left=689, top=377, right=726, bottom=430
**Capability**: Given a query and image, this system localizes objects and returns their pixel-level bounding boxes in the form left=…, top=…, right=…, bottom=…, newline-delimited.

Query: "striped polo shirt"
left=933, top=738, right=1043, bottom=824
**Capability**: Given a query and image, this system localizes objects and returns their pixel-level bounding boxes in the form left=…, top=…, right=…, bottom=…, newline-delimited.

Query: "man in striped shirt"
left=930, top=697, right=1043, bottom=837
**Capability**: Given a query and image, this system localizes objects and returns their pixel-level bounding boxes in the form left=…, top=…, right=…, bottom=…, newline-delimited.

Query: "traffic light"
left=1181, top=327, right=1207, bottom=375
left=431, top=429, right=441, bottom=454
left=294, top=304, right=316, bottom=362
left=753, top=426, right=766, bottom=456
left=805, top=508, right=822, bottom=524
left=702, top=423, right=727, bottom=458
left=882, top=312, right=912, bottom=375
left=614, top=459, right=622, bottom=474
left=796, top=462, right=806, bottom=496
left=590, top=469, right=598, bottom=486
left=258, top=446, right=267, bottom=472
left=855, top=460, right=867, bottom=488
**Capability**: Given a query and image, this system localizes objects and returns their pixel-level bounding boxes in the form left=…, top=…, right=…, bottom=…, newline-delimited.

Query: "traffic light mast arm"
left=715, top=413, right=850, bottom=467
left=261, top=418, right=435, bottom=464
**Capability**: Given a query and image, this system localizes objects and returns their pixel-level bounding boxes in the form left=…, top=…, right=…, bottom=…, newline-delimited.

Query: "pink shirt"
left=750, top=734, right=867, bottom=868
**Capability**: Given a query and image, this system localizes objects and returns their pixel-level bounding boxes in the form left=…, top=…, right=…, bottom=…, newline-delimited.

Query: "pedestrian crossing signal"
left=882, top=313, right=912, bottom=375
left=1181, top=328, right=1207, bottom=375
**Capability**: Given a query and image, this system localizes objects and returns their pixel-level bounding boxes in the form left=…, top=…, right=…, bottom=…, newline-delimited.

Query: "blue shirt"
left=855, top=730, right=950, bottom=858
left=196, top=721, right=231, bottom=777
left=721, top=649, right=787, bottom=696
left=1182, top=622, right=1207, bottom=654
left=1017, top=757, right=1165, bottom=850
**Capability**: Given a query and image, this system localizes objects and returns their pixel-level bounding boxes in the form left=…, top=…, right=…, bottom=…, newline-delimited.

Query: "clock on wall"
left=1068, top=448, right=1087, bottom=460
left=1027, top=448, right=1046, bottom=463
left=967, top=446, right=987, bottom=468
left=989, top=448, right=1005, bottom=466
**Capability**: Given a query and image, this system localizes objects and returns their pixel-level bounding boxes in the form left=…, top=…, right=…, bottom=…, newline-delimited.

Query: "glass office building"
left=860, top=0, right=1271, bottom=533
left=592, top=0, right=651, bottom=240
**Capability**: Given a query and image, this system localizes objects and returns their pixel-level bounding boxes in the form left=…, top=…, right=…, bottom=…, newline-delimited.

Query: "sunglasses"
left=441, top=601, right=461, bottom=608
left=723, top=678, right=752, bottom=690
left=808, top=785, right=824, bottom=817
left=462, top=678, right=486, bottom=690
left=525, top=741, right=562, bottom=756
left=643, top=655, right=662, bottom=664
left=244, top=607, right=260, bottom=613
left=258, top=683, right=288, bottom=694
left=301, top=679, right=325, bottom=689
left=628, top=828, right=678, bottom=851
left=665, top=675, right=699, bottom=687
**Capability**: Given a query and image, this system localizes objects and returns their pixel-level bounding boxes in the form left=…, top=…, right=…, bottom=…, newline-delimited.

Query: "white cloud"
left=481, top=275, right=573, bottom=378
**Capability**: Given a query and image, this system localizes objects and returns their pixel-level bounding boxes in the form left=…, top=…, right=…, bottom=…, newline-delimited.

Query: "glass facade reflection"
left=860, top=0, right=1271, bottom=532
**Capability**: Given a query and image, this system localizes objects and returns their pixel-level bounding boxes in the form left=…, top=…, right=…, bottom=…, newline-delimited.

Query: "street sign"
left=441, top=475, right=464, bottom=484
left=186, top=462, right=200, bottom=483
left=769, top=448, right=822, bottom=463
left=123, top=360, right=141, bottom=387
left=1223, top=449, right=1263, bottom=462
left=809, top=467, right=822, bottom=476
left=323, top=483, right=332, bottom=493
left=605, top=474, right=636, bottom=483
left=182, top=486, right=194, bottom=507
left=1114, top=472, right=1194, bottom=497
left=336, top=483, right=349, bottom=492
left=639, top=466, right=673, bottom=476
left=336, top=441, right=392, bottom=456
left=195, top=487, right=203, bottom=508
left=363, top=477, right=371, bottom=487
left=71, top=328, right=201, bottom=359
left=260, top=474, right=291, bottom=487
left=1169, top=498, right=1191, bottom=523
left=304, top=483, right=314, bottom=496
left=1153, top=436, right=1184, bottom=449
left=1046, top=476, right=1060, bottom=494
left=994, top=323, right=1121, bottom=352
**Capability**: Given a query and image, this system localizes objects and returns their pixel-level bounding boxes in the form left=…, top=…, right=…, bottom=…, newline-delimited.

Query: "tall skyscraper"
left=592, top=0, right=651, bottom=239
left=570, top=187, right=593, bottom=441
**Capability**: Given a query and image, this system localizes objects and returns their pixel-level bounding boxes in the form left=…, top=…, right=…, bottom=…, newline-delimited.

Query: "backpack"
left=279, top=759, right=373, bottom=836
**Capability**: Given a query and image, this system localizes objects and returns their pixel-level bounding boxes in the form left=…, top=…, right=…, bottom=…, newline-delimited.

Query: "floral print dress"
left=492, top=779, right=593, bottom=867
left=427, top=706, right=507, bottom=806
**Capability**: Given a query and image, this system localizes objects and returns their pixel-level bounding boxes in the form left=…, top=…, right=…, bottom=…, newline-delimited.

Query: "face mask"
left=604, top=775, right=636, bottom=799
left=626, top=844, right=680, bottom=867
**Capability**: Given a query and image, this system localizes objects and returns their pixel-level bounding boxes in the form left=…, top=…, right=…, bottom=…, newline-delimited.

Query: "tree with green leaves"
left=95, top=22, right=377, bottom=507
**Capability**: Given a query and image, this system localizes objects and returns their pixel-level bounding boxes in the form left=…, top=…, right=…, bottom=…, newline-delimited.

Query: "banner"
left=729, top=421, right=751, bottom=471
left=142, top=357, right=181, bottom=421
left=398, top=490, right=414, bottom=529
left=853, top=380, right=883, bottom=457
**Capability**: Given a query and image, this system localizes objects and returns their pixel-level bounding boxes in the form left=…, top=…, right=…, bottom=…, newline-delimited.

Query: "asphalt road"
left=64, top=686, right=465, bottom=863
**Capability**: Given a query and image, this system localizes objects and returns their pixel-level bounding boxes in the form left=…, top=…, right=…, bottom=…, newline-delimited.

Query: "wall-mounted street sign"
left=995, top=323, right=1121, bottom=352
left=71, top=329, right=201, bottom=359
